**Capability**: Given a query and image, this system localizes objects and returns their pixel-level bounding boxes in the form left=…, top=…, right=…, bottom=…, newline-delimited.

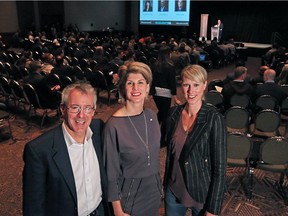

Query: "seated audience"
left=222, top=61, right=251, bottom=85
left=270, top=46, right=287, bottom=72
left=22, top=60, right=61, bottom=109
left=109, top=47, right=125, bottom=66
left=51, top=55, right=73, bottom=79
left=250, top=65, right=269, bottom=86
left=253, top=68, right=287, bottom=105
left=92, top=45, right=105, bottom=63
left=171, top=43, right=190, bottom=75
left=277, top=64, right=288, bottom=85
left=226, top=38, right=236, bottom=56
left=261, top=43, right=278, bottom=66
left=41, top=52, right=55, bottom=75
left=222, top=66, right=253, bottom=109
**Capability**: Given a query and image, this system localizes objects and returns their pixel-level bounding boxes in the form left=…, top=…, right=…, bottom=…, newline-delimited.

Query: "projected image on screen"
left=140, top=0, right=190, bottom=26
left=175, top=0, right=186, bottom=11
left=143, top=0, right=153, bottom=12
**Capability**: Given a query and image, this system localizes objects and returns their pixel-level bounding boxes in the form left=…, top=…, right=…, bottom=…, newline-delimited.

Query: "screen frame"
left=139, top=0, right=190, bottom=26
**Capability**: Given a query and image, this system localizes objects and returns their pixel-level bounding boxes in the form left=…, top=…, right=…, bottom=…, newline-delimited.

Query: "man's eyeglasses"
left=66, top=105, right=95, bottom=114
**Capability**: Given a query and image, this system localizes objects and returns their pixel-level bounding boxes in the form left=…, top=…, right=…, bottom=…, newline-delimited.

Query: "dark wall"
left=16, top=1, right=35, bottom=32
left=16, top=1, right=64, bottom=35
left=38, top=1, right=64, bottom=28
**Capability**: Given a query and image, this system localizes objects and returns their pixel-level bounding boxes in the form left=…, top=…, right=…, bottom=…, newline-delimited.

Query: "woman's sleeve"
left=206, top=111, right=227, bottom=214
left=103, top=121, right=122, bottom=202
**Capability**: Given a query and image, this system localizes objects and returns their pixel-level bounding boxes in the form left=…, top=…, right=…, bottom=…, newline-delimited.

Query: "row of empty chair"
left=205, top=80, right=288, bottom=203
left=205, top=89, right=288, bottom=202
left=227, top=132, right=288, bottom=201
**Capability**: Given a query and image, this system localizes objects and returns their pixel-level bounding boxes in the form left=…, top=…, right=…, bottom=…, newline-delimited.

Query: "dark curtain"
left=139, top=1, right=288, bottom=46
left=215, top=1, right=288, bottom=45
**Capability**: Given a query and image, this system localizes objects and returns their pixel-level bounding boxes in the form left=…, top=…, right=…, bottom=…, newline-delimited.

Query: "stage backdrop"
left=199, top=14, right=209, bottom=40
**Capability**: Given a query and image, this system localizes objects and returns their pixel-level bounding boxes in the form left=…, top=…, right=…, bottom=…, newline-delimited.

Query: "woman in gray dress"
left=103, top=61, right=162, bottom=216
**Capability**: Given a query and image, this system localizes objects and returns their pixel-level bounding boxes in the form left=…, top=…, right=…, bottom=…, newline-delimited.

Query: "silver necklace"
left=127, top=110, right=150, bottom=166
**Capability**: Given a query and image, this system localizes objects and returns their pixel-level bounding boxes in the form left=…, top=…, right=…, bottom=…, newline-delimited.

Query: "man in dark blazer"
left=23, top=83, right=110, bottom=216
left=217, top=19, right=224, bottom=42
left=253, top=68, right=287, bottom=104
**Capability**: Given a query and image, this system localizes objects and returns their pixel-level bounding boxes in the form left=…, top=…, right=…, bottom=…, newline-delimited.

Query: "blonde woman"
left=162, top=65, right=227, bottom=216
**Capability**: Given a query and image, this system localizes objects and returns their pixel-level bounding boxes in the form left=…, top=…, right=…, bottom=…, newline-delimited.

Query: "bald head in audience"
left=263, top=69, right=276, bottom=82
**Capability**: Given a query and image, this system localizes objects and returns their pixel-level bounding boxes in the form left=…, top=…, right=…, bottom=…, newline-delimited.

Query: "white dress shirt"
left=62, top=123, right=102, bottom=216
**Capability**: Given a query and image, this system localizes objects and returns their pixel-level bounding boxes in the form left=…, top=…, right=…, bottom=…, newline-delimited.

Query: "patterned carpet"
left=222, top=167, right=288, bottom=216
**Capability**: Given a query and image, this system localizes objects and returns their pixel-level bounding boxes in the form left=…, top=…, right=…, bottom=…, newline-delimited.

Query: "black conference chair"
left=251, top=109, right=281, bottom=139
left=0, top=76, right=15, bottom=105
left=60, top=75, right=73, bottom=89
left=23, top=83, right=60, bottom=128
left=0, top=103, right=15, bottom=143
left=79, top=58, right=90, bottom=70
left=89, top=60, right=98, bottom=70
left=227, top=132, right=254, bottom=199
left=254, top=94, right=279, bottom=114
left=230, top=94, right=251, bottom=109
left=0, top=61, right=8, bottom=77
left=256, top=137, right=288, bottom=203
left=204, top=90, right=224, bottom=113
left=225, top=106, right=250, bottom=133
left=94, top=70, right=118, bottom=105
left=46, top=73, right=62, bottom=89
left=281, top=84, right=288, bottom=95
left=207, top=79, right=224, bottom=91
left=72, top=65, right=86, bottom=81
left=9, top=79, right=29, bottom=110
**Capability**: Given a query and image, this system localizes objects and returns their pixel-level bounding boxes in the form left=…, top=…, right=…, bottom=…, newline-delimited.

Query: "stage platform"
left=235, top=42, right=271, bottom=58
left=238, top=42, right=271, bottom=49
left=206, top=40, right=272, bottom=58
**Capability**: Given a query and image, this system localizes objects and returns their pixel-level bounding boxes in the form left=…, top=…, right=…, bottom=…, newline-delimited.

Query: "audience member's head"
left=55, top=55, right=64, bottom=66
left=264, top=69, right=276, bottom=82
left=158, top=45, right=171, bottom=61
left=234, top=66, right=247, bottom=80
left=95, top=46, right=104, bottom=55
left=29, top=60, right=42, bottom=73
left=179, top=42, right=186, bottom=53
left=259, top=65, right=269, bottom=76
left=42, top=52, right=54, bottom=64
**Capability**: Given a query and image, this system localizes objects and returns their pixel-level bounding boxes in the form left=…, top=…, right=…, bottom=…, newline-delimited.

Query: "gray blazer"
left=23, top=119, right=110, bottom=216
left=163, top=103, right=227, bottom=214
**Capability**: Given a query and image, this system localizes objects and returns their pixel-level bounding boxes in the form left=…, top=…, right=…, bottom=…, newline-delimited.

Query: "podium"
left=211, top=26, right=219, bottom=41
